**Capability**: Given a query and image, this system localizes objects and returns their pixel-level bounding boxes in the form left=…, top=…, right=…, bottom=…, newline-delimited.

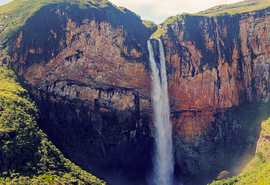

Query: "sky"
left=0, top=0, right=243, bottom=24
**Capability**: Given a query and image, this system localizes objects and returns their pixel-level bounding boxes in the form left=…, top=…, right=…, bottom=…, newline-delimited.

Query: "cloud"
left=110, top=0, right=243, bottom=23
left=0, top=0, right=244, bottom=24
left=0, top=0, right=12, bottom=6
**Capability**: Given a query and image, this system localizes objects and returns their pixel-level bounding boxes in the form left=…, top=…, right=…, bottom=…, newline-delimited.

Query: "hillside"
left=0, top=66, right=106, bottom=184
left=198, top=0, right=270, bottom=16
left=151, top=0, right=270, bottom=38
left=209, top=117, right=270, bottom=184
left=0, top=0, right=154, bottom=64
left=0, top=0, right=109, bottom=61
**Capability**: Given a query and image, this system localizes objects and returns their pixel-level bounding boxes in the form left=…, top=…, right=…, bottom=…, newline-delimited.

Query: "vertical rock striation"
left=157, top=7, right=270, bottom=184
left=7, top=1, right=155, bottom=184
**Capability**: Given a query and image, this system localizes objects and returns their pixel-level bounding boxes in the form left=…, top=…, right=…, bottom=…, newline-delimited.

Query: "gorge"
left=1, top=0, right=270, bottom=184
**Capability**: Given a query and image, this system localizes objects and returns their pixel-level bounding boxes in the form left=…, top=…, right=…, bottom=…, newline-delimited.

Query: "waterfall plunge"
left=147, top=40, right=174, bottom=185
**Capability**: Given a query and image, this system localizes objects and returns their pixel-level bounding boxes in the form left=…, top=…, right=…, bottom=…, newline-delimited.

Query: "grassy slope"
left=151, top=0, right=270, bottom=38
left=197, top=0, right=270, bottom=16
left=0, top=0, right=154, bottom=66
left=142, top=20, right=157, bottom=35
left=0, top=66, right=106, bottom=184
left=0, top=0, right=138, bottom=61
left=209, top=117, right=270, bottom=185
left=0, top=0, right=99, bottom=60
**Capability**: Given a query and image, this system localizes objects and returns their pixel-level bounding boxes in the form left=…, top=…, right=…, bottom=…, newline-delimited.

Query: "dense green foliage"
left=209, top=117, right=270, bottom=185
left=0, top=66, right=106, bottom=184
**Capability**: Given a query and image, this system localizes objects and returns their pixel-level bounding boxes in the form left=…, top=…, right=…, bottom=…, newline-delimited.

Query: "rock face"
left=163, top=11, right=270, bottom=113
left=157, top=7, right=270, bottom=184
left=6, top=1, right=270, bottom=184
left=8, top=1, right=155, bottom=184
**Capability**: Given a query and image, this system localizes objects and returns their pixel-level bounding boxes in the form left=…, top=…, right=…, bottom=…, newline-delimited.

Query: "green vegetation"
left=142, top=20, right=157, bottom=35
left=209, top=116, right=270, bottom=185
left=150, top=15, right=184, bottom=38
left=151, top=0, right=270, bottom=38
left=0, top=0, right=109, bottom=59
left=0, top=0, right=101, bottom=60
left=262, top=117, right=270, bottom=134
left=142, top=20, right=156, bottom=29
left=197, top=0, right=270, bottom=17
left=0, top=66, right=106, bottom=184
left=0, top=0, right=150, bottom=63
left=0, top=0, right=154, bottom=67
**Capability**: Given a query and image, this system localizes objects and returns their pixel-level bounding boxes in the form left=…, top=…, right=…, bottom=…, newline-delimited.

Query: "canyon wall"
left=157, top=7, right=270, bottom=184
left=6, top=1, right=270, bottom=184
left=8, top=2, right=155, bottom=184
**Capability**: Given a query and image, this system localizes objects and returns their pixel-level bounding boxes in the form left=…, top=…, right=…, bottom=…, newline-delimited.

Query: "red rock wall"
left=10, top=4, right=153, bottom=114
left=160, top=10, right=270, bottom=141
left=8, top=4, right=155, bottom=184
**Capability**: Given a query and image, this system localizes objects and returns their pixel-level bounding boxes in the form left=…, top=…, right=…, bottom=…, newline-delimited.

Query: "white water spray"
left=147, top=40, right=174, bottom=185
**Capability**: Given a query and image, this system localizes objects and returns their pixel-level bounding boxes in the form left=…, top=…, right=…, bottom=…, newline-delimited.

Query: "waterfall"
left=147, top=39, right=174, bottom=185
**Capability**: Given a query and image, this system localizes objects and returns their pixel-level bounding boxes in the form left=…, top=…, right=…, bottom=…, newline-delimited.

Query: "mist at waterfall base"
left=147, top=40, right=175, bottom=185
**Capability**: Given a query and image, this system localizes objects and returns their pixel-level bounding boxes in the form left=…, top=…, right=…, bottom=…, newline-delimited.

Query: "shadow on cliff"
left=8, top=1, right=155, bottom=69
left=172, top=101, right=270, bottom=185
left=30, top=88, right=154, bottom=185
left=8, top=1, right=157, bottom=185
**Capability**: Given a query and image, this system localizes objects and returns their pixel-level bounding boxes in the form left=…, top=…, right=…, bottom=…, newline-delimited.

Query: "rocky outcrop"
left=256, top=121, right=270, bottom=154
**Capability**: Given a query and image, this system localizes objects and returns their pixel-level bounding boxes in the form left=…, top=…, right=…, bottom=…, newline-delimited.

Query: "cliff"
left=1, top=0, right=156, bottom=184
left=152, top=4, right=270, bottom=184
left=2, top=0, right=270, bottom=184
